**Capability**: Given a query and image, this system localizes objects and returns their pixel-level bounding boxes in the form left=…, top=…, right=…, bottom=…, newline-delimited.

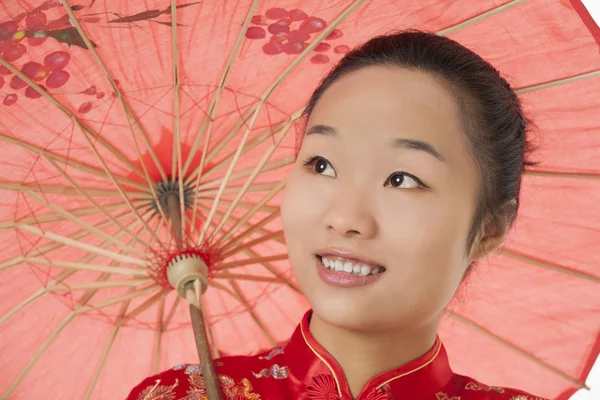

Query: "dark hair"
left=300, top=30, right=536, bottom=264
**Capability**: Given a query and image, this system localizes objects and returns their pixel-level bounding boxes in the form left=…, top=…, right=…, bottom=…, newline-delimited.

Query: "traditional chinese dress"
left=126, top=311, right=546, bottom=400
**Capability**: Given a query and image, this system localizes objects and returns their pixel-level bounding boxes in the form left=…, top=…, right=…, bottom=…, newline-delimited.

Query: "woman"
left=126, top=30, right=544, bottom=400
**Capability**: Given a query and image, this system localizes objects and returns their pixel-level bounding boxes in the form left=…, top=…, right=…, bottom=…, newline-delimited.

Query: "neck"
left=308, top=313, right=438, bottom=398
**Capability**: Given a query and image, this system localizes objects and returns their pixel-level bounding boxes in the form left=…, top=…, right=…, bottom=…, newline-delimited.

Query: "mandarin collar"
left=286, top=310, right=453, bottom=399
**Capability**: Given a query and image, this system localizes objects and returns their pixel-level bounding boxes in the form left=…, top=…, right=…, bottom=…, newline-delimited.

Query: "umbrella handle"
left=186, top=281, right=223, bottom=400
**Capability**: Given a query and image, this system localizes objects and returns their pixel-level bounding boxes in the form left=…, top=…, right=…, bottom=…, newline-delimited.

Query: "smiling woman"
left=125, top=30, right=547, bottom=400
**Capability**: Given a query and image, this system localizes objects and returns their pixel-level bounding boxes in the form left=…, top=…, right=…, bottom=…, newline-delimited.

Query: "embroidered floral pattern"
left=224, top=378, right=261, bottom=399
left=306, top=374, right=339, bottom=399
left=465, top=381, right=505, bottom=393
left=436, top=393, right=460, bottom=400
left=138, top=379, right=178, bottom=400
left=363, top=387, right=391, bottom=400
left=510, top=396, right=548, bottom=400
left=258, top=347, right=284, bottom=360
left=252, top=364, right=289, bottom=379
left=180, top=367, right=258, bottom=400
left=172, top=364, right=186, bottom=371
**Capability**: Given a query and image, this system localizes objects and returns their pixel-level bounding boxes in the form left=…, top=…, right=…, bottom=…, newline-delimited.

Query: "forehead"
left=306, top=66, right=473, bottom=164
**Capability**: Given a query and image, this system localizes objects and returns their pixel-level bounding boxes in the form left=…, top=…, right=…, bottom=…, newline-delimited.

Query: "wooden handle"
left=186, top=281, right=223, bottom=400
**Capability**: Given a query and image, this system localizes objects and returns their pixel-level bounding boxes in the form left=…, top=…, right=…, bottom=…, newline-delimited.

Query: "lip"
left=316, top=257, right=382, bottom=288
left=315, top=248, right=383, bottom=269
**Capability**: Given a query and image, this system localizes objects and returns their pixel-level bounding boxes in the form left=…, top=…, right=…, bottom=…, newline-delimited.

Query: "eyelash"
left=302, top=154, right=427, bottom=189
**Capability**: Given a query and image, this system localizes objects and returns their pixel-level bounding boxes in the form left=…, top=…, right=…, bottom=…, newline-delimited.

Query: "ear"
left=469, top=199, right=517, bottom=262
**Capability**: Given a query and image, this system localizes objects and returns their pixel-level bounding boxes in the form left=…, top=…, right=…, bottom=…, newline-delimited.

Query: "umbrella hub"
left=167, top=253, right=208, bottom=300
left=152, top=179, right=194, bottom=216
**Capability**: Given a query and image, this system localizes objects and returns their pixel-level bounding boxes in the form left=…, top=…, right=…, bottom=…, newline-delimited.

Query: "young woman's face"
left=280, top=66, right=482, bottom=332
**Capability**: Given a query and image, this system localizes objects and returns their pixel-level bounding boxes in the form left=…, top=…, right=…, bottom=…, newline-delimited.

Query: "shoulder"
left=441, top=374, right=549, bottom=400
left=125, top=348, right=285, bottom=399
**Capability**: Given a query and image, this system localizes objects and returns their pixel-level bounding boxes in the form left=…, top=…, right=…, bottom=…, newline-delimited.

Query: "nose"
left=322, top=190, right=377, bottom=239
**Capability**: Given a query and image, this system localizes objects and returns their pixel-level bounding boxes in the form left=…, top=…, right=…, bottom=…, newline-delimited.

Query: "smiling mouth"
left=316, top=255, right=386, bottom=276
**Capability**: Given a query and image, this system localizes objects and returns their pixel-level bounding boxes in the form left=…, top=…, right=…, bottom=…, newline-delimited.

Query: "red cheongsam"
left=126, top=311, right=547, bottom=400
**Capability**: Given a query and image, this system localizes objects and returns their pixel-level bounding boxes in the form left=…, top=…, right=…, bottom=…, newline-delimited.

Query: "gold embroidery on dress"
left=465, top=381, right=505, bottom=393
left=138, top=379, right=179, bottom=400
left=510, top=396, right=548, bottom=400
left=436, top=393, right=460, bottom=400
left=224, top=378, right=261, bottom=400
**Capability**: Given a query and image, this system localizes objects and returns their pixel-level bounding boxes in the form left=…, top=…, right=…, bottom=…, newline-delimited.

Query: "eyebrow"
left=305, top=124, right=446, bottom=163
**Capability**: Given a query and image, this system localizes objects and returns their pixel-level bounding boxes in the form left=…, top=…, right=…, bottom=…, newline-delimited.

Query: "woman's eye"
left=385, top=172, right=422, bottom=189
left=303, top=156, right=336, bottom=177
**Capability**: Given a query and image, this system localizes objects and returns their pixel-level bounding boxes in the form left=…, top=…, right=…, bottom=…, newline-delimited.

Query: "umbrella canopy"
left=0, top=0, right=598, bottom=399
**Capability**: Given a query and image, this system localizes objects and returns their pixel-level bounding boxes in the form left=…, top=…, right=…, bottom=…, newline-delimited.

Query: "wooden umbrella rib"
left=70, top=118, right=164, bottom=247
left=0, top=181, right=151, bottom=199
left=211, top=118, right=295, bottom=238
left=446, top=310, right=588, bottom=389
left=153, top=297, right=166, bottom=374
left=214, top=273, right=288, bottom=284
left=0, top=58, right=146, bottom=180
left=45, top=278, right=154, bottom=292
left=0, top=202, right=128, bottom=230
left=163, top=296, right=182, bottom=331
left=0, top=209, right=136, bottom=271
left=182, top=0, right=261, bottom=177
left=498, top=248, right=600, bottom=283
left=195, top=156, right=295, bottom=192
left=23, top=189, right=145, bottom=257
left=15, top=225, right=146, bottom=267
left=42, top=155, right=150, bottom=249
left=437, top=0, right=527, bottom=37
left=59, top=1, right=169, bottom=225
left=220, top=230, right=284, bottom=258
left=0, top=133, right=149, bottom=191
left=524, top=170, right=600, bottom=180
left=516, top=69, right=600, bottom=94
left=243, top=248, right=302, bottom=294
left=170, top=0, right=186, bottom=237
left=230, top=281, right=277, bottom=347
left=27, top=258, right=148, bottom=277
left=218, top=254, right=288, bottom=270
left=119, top=290, right=169, bottom=325
left=76, top=286, right=160, bottom=315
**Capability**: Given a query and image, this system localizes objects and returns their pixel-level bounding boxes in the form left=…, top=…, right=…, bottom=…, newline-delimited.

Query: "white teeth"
left=334, top=260, right=343, bottom=271
left=321, top=257, right=383, bottom=277
left=343, top=262, right=353, bottom=273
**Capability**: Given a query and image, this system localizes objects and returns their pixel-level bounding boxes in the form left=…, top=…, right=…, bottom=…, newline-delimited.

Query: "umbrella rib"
left=60, top=0, right=170, bottom=224
left=0, top=208, right=136, bottom=271
left=171, top=0, right=186, bottom=237
left=42, top=156, right=151, bottom=248
left=516, top=69, right=600, bottom=94
left=230, top=281, right=277, bottom=347
left=221, top=206, right=282, bottom=250
left=445, top=310, right=588, bottom=389
left=45, top=278, right=155, bottom=292
left=197, top=0, right=364, bottom=244
left=210, top=118, right=296, bottom=238
left=213, top=272, right=289, bottom=284
left=27, top=258, right=148, bottom=277
left=185, top=111, right=302, bottom=186
left=498, top=248, right=600, bottom=283
left=243, top=248, right=302, bottom=294
left=0, top=181, right=151, bottom=199
left=23, top=189, right=145, bottom=257
left=153, top=297, right=166, bottom=374
left=219, top=181, right=285, bottom=244
left=0, top=202, right=127, bottom=230
left=15, top=224, right=146, bottom=267
left=181, top=0, right=261, bottom=177
left=119, top=290, right=169, bottom=325
left=0, top=58, right=146, bottom=181
left=195, top=156, right=295, bottom=192
left=218, top=254, right=288, bottom=270
left=437, top=0, right=527, bottom=37
left=163, top=296, right=182, bottom=330
left=0, top=132, right=149, bottom=191
left=220, top=230, right=284, bottom=258
left=524, top=170, right=600, bottom=180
